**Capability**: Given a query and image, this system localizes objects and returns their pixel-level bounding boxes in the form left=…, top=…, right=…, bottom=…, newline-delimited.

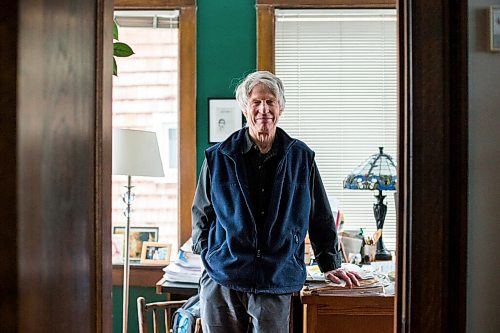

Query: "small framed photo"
left=208, top=98, right=243, bottom=143
left=113, top=226, right=159, bottom=261
left=490, top=6, right=500, bottom=51
left=111, top=233, right=125, bottom=264
left=140, top=242, right=172, bottom=265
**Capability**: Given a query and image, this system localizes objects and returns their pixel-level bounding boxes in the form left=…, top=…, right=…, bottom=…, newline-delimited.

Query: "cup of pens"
left=362, top=237, right=377, bottom=262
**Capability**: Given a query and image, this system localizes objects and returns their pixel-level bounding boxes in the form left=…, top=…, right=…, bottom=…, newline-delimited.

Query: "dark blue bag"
left=171, top=294, right=200, bottom=333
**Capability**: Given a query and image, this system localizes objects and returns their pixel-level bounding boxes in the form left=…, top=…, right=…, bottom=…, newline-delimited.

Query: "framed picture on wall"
left=140, top=242, right=172, bottom=265
left=490, top=6, right=500, bottom=51
left=113, top=226, right=159, bottom=261
left=208, top=98, right=243, bottom=143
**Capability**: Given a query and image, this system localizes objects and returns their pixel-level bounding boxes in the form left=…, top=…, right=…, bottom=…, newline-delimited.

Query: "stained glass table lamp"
left=343, top=147, right=397, bottom=260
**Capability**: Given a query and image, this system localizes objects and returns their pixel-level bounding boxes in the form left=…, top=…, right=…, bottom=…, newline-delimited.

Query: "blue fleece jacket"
left=193, top=128, right=341, bottom=294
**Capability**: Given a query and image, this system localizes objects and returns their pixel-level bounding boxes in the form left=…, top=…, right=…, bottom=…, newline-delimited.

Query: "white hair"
left=235, top=71, right=286, bottom=112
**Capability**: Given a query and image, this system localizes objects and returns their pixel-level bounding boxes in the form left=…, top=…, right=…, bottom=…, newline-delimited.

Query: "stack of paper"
left=305, top=263, right=387, bottom=295
left=306, top=263, right=374, bottom=282
left=162, top=238, right=202, bottom=284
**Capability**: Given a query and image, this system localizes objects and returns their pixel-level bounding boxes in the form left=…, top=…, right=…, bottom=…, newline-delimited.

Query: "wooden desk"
left=155, top=277, right=198, bottom=300
left=301, top=290, right=394, bottom=333
left=156, top=278, right=394, bottom=333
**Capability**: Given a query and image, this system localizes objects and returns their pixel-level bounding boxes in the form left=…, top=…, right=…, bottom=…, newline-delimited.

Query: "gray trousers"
left=199, top=270, right=291, bottom=333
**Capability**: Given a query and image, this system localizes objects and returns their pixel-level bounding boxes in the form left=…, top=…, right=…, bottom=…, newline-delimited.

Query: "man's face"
left=243, top=83, right=282, bottom=135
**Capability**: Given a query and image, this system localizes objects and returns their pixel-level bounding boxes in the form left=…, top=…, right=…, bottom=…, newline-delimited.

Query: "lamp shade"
left=112, top=128, right=165, bottom=177
left=343, top=147, right=397, bottom=191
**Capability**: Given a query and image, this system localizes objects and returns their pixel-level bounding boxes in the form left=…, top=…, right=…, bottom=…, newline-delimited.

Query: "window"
left=112, top=10, right=180, bottom=254
left=275, top=9, right=398, bottom=250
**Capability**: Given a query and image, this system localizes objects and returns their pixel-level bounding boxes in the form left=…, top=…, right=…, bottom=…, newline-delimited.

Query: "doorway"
left=98, top=0, right=468, bottom=332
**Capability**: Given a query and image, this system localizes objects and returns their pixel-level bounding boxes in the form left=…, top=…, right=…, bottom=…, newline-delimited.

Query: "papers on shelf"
left=163, top=262, right=201, bottom=284
left=162, top=238, right=202, bottom=284
left=180, top=238, right=194, bottom=253
left=175, top=249, right=202, bottom=269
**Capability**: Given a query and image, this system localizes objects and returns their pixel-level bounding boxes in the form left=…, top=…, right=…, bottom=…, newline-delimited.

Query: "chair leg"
left=152, top=309, right=160, bottom=333
left=137, top=297, right=147, bottom=333
left=195, top=318, right=202, bottom=333
left=166, top=308, right=172, bottom=331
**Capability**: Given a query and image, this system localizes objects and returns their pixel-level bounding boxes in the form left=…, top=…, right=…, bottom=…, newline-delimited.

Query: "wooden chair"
left=137, top=297, right=202, bottom=333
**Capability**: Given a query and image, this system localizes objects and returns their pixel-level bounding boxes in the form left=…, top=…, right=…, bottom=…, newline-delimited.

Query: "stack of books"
left=162, top=239, right=202, bottom=284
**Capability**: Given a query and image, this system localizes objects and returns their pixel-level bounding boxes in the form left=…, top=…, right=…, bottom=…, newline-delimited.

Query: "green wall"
left=113, top=2, right=256, bottom=332
left=196, top=0, right=256, bottom=172
left=113, top=286, right=167, bottom=333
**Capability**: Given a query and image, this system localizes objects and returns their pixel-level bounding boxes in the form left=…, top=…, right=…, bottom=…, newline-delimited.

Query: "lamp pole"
left=122, top=175, right=133, bottom=333
left=112, top=128, right=165, bottom=332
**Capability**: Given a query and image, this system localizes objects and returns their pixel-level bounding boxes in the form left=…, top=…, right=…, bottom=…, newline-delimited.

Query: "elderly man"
left=192, top=71, right=360, bottom=333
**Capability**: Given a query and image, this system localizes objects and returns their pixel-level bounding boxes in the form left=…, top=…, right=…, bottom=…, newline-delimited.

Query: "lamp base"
left=373, top=190, right=392, bottom=261
left=375, top=248, right=392, bottom=261
left=375, top=238, right=392, bottom=261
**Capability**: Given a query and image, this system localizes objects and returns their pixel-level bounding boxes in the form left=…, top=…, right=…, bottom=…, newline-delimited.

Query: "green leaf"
left=113, top=42, right=134, bottom=57
left=113, top=21, right=118, bottom=40
left=113, top=57, right=117, bottom=76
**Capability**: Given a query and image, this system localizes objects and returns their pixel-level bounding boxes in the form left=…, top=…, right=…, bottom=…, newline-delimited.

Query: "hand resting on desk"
left=324, top=268, right=362, bottom=288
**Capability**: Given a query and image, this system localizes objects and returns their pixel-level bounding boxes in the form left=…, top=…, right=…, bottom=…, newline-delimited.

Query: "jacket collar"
left=219, top=127, right=296, bottom=159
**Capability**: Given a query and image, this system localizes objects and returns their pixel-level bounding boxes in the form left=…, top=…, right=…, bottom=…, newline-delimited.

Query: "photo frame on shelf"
left=140, top=242, right=172, bottom=265
left=113, top=226, right=159, bottom=261
left=208, top=98, right=243, bottom=143
left=490, top=6, right=500, bottom=51
left=111, top=233, right=125, bottom=264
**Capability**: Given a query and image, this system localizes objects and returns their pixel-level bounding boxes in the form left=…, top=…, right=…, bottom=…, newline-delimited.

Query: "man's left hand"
left=324, top=268, right=362, bottom=288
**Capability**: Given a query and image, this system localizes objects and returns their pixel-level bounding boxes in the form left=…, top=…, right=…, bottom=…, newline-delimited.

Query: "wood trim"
left=114, top=0, right=195, bottom=9
left=0, top=1, right=18, bottom=332
left=256, top=0, right=396, bottom=74
left=301, top=295, right=394, bottom=316
left=113, top=1, right=197, bottom=252
left=396, top=1, right=407, bottom=332
left=95, top=0, right=114, bottom=332
left=256, top=0, right=396, bottom=8
left=178, top=5, right=197, bottom=248
left=397, top=0, right=468, bottom=332
left=155, top=276, right=167, bottom=294
left=112, top=265, right=165, bottom=287
left=257, top=5, right=275, bottom=72
left=448, top=2, right=468, bottom=331
left=303, top=304, right=317, bottom=333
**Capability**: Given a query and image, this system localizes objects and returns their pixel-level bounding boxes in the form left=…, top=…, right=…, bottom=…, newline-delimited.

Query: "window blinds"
left=275, top=9, right=398, bottom=250
left=114, top=10, right=179, bottom=28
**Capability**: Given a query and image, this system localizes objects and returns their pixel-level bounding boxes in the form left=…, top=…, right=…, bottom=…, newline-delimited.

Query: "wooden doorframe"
left=256, top=0, right=468, bottom=332
left=97, top=0, right=197, bottom=330
left=95, top=0, right=114, bottom=332
left=397, top=0, right=468, bottom=332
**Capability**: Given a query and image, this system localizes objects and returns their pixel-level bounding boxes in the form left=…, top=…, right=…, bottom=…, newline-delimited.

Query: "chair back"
left=137, top=297, right=188, bottom=333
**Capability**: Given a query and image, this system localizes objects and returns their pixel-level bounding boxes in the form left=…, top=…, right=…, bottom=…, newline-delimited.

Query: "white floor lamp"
left=112, top=128, right=164, bottom=333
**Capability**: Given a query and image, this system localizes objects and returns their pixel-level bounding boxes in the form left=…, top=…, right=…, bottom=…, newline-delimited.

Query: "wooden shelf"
left=112, top=264, right=165, bottom=287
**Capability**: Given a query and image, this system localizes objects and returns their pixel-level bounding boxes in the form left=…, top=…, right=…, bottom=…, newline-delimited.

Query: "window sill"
left=112, top=263, right=165, bottom=288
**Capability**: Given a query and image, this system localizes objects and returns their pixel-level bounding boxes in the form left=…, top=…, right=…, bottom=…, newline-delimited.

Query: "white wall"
left=468, top=1, right=500, bottom=332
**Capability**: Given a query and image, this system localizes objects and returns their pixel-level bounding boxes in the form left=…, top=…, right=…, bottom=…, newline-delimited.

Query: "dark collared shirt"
left=242, top=130, right=282, bottom=236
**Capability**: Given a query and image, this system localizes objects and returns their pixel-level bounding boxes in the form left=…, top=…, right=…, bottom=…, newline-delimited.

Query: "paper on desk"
left=180, top=237, right=194, bottom=253
left=306, top=263, right=374, bottom=283
left=175, top=249, right=202, bottom=269
left=162, top=237, right=202, bottom=284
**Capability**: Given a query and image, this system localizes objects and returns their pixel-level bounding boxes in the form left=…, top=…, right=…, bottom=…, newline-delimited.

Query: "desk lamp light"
left=343, top=147, right=397, bottom=261
left=112, top=128, right=164, bottom=333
